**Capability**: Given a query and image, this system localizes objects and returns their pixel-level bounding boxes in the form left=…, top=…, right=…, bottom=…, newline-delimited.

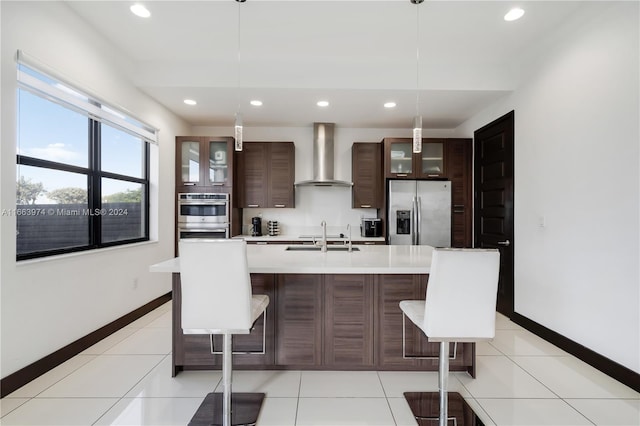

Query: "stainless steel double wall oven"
left=177, top=193, right=230, bottom=240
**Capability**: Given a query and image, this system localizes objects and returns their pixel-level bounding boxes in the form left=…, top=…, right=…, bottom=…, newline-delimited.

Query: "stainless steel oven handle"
left=180, top=201, right=228, bottom=206
left=179, top=228, right=227, bottom=233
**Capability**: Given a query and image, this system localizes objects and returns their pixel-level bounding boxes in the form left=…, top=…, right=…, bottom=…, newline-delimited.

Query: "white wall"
left=192, top=125, right=456, bottom=236
left=0, top=2, right=190, bottom=377
left=455, top=3, right=639, bottom=373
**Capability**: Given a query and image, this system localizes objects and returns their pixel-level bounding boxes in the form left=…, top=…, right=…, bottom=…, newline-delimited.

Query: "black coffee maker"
left=251, top=217, right=262, bottom=236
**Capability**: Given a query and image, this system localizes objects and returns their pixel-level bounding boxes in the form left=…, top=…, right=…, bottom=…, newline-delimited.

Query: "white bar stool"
left=400, top=248, right=500, bottom=426
left=179, top=239, right=269, bottom=426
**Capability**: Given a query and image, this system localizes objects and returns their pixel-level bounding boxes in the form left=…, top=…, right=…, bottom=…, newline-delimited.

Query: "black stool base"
left=404, top=392, right=485, bottom=426
left=188, top=392, right=265, bottom=426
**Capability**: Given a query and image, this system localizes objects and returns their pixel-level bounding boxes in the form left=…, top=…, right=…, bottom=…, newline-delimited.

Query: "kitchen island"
left=151, top=244, right=475, bottom=376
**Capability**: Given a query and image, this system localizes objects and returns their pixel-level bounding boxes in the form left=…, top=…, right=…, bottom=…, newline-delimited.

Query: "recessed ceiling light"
left=384, top=102, right=397, bottom=108
left=130, top=4, right=151, bottom=18
left=317, top=100, right=329, bottom=107
left=504, top=7, right=525, bottom=21
left=183, top=99, right=197, bottom=106
left=250, top=100, right=263, bottom=106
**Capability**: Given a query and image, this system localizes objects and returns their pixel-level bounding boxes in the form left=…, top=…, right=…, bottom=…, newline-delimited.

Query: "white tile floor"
left=2, top=303, right=639, bottom=425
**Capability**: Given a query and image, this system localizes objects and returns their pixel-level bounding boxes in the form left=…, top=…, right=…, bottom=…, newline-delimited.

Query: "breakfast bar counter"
left=150, top=244, right=434, bottom=275
left=150, top=244, right=475, bottom=376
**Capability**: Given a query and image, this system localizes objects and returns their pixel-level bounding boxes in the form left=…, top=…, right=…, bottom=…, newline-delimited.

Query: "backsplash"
left=241, top=185, right=377, bottom=237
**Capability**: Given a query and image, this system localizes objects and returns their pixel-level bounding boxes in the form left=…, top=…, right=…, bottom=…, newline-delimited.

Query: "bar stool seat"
left=400, top=248, right=500, bottom=426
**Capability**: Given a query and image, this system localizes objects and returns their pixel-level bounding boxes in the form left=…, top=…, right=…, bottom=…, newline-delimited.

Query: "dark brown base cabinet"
left=171, top=273, right=475, bottom=376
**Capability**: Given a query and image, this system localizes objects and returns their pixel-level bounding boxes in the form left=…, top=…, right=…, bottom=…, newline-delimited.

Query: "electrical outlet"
left=538, top=215, right=546, bottom=228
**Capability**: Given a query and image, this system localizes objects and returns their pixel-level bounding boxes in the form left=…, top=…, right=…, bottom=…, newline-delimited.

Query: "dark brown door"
left=474, top=111, right=514, bottom=316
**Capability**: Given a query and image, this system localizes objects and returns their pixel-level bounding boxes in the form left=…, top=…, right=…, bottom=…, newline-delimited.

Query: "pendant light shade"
left=234, top=112, right=243, bottom=151
left=413, top=115, right=422, bottom=154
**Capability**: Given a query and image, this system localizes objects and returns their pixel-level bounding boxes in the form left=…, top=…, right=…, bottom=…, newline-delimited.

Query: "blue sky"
left=18, top=89, right=144, bottom=203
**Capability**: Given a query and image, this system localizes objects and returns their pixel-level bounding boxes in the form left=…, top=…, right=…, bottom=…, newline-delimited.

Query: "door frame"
left=473, top=110, right=515, bottom=317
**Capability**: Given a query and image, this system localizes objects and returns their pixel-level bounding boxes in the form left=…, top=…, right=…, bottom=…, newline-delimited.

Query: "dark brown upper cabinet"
left=352, top=142, right=383, bottom=209
left=175, top=136, right=235, bottom=193
left=237, top=142, right=295, bottom=208
left=381, top=137, right=472, bottom=247
left=447, top=139, right=472, bottom=248
left=383, top=138, right=446, bottom=179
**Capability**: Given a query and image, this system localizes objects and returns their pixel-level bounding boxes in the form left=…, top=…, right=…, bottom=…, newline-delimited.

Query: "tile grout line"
left=376, top=371, right=400, bottom=426
left=9, top=354, right=98, bottom=401
left=450, top=371, right=499, bottom=426
left=293, top=370, right=302, bottom=425
left=481, top=320, right=599, bottom=425
left=90, top=351, right=170, bottom=425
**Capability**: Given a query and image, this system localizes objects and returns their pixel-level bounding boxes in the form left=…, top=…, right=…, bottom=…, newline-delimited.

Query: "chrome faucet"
left=320, top=220, right=327, bottom=252
left=346, top=224, right=353, bottom=252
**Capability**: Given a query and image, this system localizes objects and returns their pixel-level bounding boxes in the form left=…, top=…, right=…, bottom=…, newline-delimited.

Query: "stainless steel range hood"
left=295, top=123, right=353, bottom=187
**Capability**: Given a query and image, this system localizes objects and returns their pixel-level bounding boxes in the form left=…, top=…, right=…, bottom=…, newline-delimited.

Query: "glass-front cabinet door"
left=419, top=141, right=445, bottom=178
left=384, top=138, right=447, bottom=179
left=208, top=140, right=230, bottom=186
left=179, top=139, right=201, bottom=185
left=176, top=136, right=234, bottom=190
left=385, top=140, right=413, bottom=177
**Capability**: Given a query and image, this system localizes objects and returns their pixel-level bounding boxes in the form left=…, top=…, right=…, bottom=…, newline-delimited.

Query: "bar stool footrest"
left=403, top=392, right=485, bottom=426
left=188, top=392, right=265, bottom=426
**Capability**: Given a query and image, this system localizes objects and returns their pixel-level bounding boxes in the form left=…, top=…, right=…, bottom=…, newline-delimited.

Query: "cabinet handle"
left=183, top=182, right=196, bottom=186
left=364, top=241, right=375, bottom=245
left=396, top=173, right=408, bottom=177
left=248, top=204, right=260, bottom=208
left=360, top=204, right=372, bottom=208
left=256, top=241, right=267, bottom=245
left=211, top=183, right=224, bottom=186
left=274, top=204, right=286, bottom=208
left=427, top=174, right=440, bottom=177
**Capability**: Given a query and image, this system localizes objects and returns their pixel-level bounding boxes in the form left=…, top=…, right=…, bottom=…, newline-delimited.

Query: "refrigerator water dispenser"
left=396, top=210, right=411, bottom=234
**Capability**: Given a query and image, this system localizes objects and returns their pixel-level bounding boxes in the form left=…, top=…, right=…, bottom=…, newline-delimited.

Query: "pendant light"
left=411, top=0, right=423, bottom=154
left=234, top=0, right=246, bottom=151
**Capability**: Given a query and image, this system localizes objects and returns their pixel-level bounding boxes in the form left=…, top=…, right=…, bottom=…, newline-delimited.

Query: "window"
left=15, top=58, right=155, bottom=260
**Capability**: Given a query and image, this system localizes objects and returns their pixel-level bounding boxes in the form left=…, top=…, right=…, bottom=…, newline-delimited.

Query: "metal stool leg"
left=439, top=341, right=449, bottom=426
left=222, top=333, right=232, bottom=426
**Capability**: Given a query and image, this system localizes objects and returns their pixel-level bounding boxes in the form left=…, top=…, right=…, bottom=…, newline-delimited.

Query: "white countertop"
left=150, top=244, right=433, bottom=275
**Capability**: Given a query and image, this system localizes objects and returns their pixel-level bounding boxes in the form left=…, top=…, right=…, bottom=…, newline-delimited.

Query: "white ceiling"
left=64, top=0, right=597, bottom=129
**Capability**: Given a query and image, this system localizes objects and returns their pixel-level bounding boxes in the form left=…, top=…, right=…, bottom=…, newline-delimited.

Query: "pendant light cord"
left=236, top=0, right=242, bottom=114
left=415, top=0, right=420, bottom=117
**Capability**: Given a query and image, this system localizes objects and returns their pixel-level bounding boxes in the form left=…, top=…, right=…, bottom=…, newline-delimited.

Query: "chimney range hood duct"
left=295, top=123, right=353, bottom=187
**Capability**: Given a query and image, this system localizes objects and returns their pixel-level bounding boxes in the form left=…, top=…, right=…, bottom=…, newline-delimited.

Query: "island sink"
left=285, top=246, right=360, bottom=252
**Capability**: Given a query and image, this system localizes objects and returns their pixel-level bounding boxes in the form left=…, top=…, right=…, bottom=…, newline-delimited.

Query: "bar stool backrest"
left=179, top=239, right=253, bottom=334
left=423, top=248, right=500, bottom=342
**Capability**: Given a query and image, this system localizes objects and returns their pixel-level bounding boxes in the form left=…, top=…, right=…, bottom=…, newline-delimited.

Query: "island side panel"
left=275, top=274, right=323, bottom=366
left=376, top=274, right=422, bottom=368
left=324, top=274, right=375, bottom=367
left=171, top=271, right=475, bottom=374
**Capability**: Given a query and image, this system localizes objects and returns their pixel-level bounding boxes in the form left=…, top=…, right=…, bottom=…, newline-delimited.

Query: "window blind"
left=16, top=49, right=158, bottom=144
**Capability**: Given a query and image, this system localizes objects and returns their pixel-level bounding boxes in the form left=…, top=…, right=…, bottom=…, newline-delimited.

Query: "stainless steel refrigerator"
left=387, top=180, right=451, bottom=246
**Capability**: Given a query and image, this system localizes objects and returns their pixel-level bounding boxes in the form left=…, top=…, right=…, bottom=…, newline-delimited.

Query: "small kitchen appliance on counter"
left=268, top=221, right=279, bottom=236
left=361, top=218, right=382, bottom=237
left=251, top=217, right=262, bottom=236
